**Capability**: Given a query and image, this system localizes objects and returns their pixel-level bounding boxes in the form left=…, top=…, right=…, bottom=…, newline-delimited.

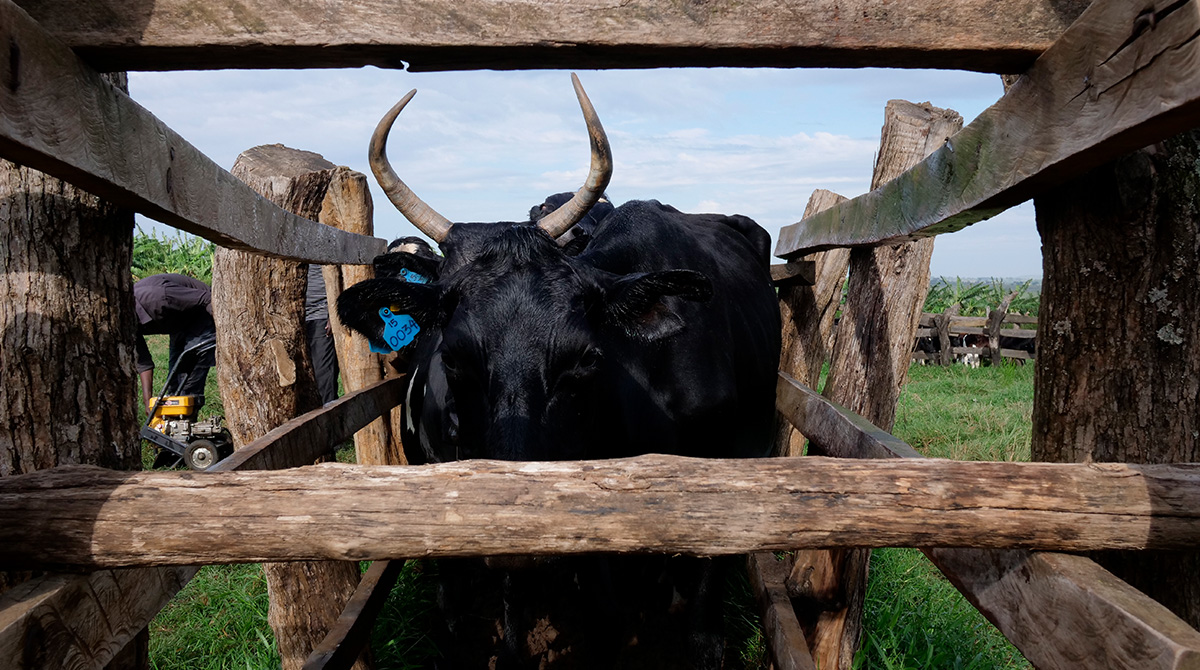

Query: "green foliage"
left=924, top=277, right=1040, bottom=317
left=133, top=227, right=215, bottom=284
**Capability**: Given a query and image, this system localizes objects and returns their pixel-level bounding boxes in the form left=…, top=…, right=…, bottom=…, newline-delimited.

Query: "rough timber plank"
left=775, top=0, right=1200, bottom=258
left=13, top=0, right=1090, bottom=73
left=3, top=455, right=1200, bottom=569
left=748, top=553, right=818, bottom=670
left=0, top=377, right=404, bottom=670
left=0, top=0, right=384, bottom=264
left=775, top=372, right=1200, bottom=670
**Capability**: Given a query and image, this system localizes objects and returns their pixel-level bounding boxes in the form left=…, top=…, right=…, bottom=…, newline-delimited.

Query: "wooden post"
left=214, top=144, right=371, bottom=670
left=806, top=100, right=963, bottom=670
left=0, top=71, right=148, bottom=670
left=318, top=167, right=407, bottom=466
left=1032, top=128, right=1200, bottom=626
left=986, top=290, right=1018, bottom=366
left=774, top=189, right=850, bottom=457
left=935, top=303, right=962, bottom=366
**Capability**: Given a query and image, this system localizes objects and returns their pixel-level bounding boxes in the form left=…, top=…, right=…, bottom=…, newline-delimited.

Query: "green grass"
left=852, top=362, right=1035, bottom=670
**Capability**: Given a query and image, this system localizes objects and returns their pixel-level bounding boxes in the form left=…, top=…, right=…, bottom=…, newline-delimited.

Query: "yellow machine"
left=140, top=338, right=233, bottom=470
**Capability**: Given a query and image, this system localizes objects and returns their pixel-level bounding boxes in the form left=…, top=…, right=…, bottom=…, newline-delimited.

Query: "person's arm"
left=135, top=333, right=156, bottom=409
left=140, top=369, right=156, bottom=409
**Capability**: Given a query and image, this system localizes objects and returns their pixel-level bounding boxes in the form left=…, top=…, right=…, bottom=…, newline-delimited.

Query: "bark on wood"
left=0, top=69, right=151, bottom=670
left=12, top=0, right=1090, bottom=73
left=302, top=560, right=404, bottom=670
left=215, top=144, right=370, bottom=670
left=808, top=99, right=962, bottom=670
left=318, top=168, right=406, bottom=467
left=778, top=372, right=1200, bottom=670
left=747, top=553, right=817, bottom=670
left=5, top=456, right=1200, bottom=569
left=0, top=1, right=382, bottom=264
left=1033, top=127, right=1200, bottom=627
left=775, top=0, right=1200, bottom=258
left=774, top=189, right=849, bottom=457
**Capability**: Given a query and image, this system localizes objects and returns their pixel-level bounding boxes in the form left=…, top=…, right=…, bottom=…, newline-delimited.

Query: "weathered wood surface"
left=217, top=144, right=373, bottom=670
left=775, top=0, right=1200, bottom=258
left=806, top=99, right=961, bottom=669
left=775, top=373, right=922, bottom=461
left=777, top=373, right=1200, bottom=669
left=302, top=560, right=404, bottom=670
left=0, top=567, right=198, bottom=670
left=773, top=189, right=850, bottom=457
left=770, top=261, right=817, bottom=288
left=319, top=168, right=407, bottom=467
left=0, top=0, right=382, bottom=264
left=13, top=0, right=1090, bottom=73
left=214, top=376, right=407, bottom=473
left=1034, top=126, right=1200, bottom=627
left=748, top=553, right=817, bottom=670
left=4, top=455, right=1200, bottom=569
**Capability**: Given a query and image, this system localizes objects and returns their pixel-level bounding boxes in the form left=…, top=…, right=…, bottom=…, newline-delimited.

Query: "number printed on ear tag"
left=399, top=268, right=429, bottom=284
left=371, top=307, right=420, bottom=354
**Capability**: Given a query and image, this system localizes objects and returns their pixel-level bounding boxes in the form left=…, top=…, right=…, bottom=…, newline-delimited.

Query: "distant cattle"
left=338, top=75, right=781, bottom=667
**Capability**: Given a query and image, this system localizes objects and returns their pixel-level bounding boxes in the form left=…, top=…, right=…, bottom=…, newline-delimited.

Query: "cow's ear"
left=373, top=251, right=442, bottom=282
left=336, top=277, right=441, bottom=351
left=603, top=270, right=712, bottom=341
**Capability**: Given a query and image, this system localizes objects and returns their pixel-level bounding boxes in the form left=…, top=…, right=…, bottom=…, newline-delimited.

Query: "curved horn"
left=538, top=74, right=614, bottom=240
left=369, top=90, right=453, bottom=243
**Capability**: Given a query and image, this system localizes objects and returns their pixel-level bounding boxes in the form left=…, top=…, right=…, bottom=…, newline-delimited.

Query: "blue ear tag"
left=371, top=307, right=420, bottom=354
left=399, top=268, right=429, bottom=284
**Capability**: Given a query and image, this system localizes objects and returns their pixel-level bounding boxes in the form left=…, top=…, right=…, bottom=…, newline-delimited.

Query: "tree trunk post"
left=318, top=167, right=407, bottom=466
left=214, top=144, right=372, bottom=670
left=936, top=304, right=961, bottom=366
left=774, top=189, right=850, bottom=458
left=986, top=291, right=1018, bottom=367
left=1032, top=128, right=1200, bottom=627
left=806, top=100, right=963, bottom=670
left=0, top=71, right=148, bottom=669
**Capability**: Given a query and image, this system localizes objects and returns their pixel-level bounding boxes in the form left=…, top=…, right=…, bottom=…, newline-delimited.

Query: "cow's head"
left=337, top=76, right=713, bottom=462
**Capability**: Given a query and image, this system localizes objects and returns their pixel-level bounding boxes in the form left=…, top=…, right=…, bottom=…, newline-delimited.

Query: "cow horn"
left=369, top=90, right=454, bottom=243
left=538, top=74, right=614, bottom=240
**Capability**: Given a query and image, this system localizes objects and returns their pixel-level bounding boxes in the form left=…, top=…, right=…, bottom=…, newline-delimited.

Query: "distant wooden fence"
left=912, top=309, right=1038, bottom=365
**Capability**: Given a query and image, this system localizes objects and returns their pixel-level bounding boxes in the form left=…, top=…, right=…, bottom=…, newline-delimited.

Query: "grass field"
left=142, top=356, right=1035, bottom=670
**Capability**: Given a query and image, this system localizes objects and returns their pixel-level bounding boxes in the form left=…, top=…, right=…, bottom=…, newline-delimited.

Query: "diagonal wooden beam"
left=775, top=0, right=1200, bottom=258
left=0, top=376, right=406, bottom=670
left=0, top=0, right=384, bottom=264
left=13, top=0, right=1089, bottom=74
left=775, top=372, right=1200, bottom=670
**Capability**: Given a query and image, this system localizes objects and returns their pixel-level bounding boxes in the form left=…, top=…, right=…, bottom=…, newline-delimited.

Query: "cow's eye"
left=441, top=352, right=459, bottom=376
left=578, top=348, right=602, bottom=371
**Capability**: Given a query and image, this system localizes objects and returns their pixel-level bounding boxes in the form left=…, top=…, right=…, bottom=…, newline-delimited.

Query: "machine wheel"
left=185, top=439, right=220, bottom=471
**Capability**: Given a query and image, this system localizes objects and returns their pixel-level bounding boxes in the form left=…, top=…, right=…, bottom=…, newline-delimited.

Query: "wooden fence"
left=2, top=0, right=1200, bottom=669
left=912, top=309, right=1038, bottom=365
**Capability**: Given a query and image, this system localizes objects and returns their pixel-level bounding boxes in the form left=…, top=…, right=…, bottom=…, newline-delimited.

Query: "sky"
left=128, top=67, right=1044, bottom=279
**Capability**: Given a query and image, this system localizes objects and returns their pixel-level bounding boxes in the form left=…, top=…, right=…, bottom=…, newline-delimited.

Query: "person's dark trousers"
left=306, top=318, right=340, bottom=404
left=165, top=312, right=217, bottom=396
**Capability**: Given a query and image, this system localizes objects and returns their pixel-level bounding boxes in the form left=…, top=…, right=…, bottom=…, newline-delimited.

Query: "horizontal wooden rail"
left=0, top=0, right=384, bottom=264
left=775, top=372, right=1200, bottom=670
left=2, top=454, right=1200, bottom=570
left=14, top=0, right=1087, bottom=73
left=0, top=376, right=406, bottom=670
left=775, top=0, right=1200, bottom=258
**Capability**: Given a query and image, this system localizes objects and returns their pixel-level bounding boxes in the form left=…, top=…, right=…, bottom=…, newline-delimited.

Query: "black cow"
left=338, top=75, right=781, bottom=668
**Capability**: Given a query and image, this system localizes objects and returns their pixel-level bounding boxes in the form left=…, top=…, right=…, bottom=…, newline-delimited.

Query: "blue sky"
left=129, top=67, right=1043, bottom=278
